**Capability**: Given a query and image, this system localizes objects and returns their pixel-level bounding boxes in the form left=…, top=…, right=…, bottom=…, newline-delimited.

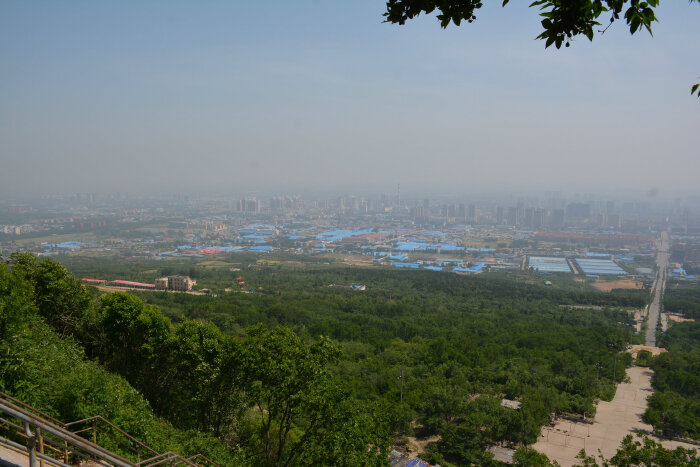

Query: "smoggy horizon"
left=1, top=1, right=699, bottom=199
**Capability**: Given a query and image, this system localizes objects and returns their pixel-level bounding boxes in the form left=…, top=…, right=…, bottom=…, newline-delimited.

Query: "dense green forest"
left=0, top=255, right=242, bottom=464
left=665, top=284, right=700, bottom=320
left=1, top=253, right=388, bottom=465
left=125, top=265, right=644, bottom=465
left=644, top=321, right=700, bottom=440
left=2, top=253, right=697, bottom=465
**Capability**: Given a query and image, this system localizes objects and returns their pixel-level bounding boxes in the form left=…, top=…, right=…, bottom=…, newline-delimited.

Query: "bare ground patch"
left=592, top=279, right=644, bottom=292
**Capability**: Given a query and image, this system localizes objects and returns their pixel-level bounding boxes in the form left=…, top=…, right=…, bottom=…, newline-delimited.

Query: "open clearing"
left=668, top=314, right=695, bottom=323
left=591, top=279, right=644, bottom=292
left=533, top=366, right=697, bottom=466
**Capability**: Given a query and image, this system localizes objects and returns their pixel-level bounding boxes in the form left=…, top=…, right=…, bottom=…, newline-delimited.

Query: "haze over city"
left=1, top=1, right=699, bottom=198
left=4, top=3, right=700, bottom=465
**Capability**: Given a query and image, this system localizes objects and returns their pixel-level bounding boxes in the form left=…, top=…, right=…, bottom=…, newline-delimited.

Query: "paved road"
left=646, top=231, right=669, bottom=347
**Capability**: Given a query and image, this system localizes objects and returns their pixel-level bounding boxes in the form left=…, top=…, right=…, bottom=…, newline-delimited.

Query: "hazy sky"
left=1, top=1, right=698, bottom=198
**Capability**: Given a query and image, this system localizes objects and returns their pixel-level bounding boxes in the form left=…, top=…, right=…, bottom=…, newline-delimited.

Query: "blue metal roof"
left=393, top=262, right=421, bottom=269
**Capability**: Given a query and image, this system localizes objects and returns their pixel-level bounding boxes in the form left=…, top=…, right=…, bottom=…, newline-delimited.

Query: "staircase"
left=0, top=392, right=218, bottom=467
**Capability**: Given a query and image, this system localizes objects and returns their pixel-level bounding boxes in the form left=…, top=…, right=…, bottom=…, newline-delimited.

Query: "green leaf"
left=630, top=16, right=640, bottom=34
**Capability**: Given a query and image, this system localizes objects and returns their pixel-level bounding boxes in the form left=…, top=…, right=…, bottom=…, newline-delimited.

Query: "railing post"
left=93, top=418, right=97, bottom=444
left=24, top=421, right=37, bottom=467
left=37, top=427, right=45, bottom=467
left=63, top=439, right=69, bottom=463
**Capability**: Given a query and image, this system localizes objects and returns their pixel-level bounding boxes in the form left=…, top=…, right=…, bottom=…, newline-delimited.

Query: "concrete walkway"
left=532, top=366, right=697, bottom=466
left=0, top=442, right=65, bottom=467
left=0, top=443, right=28, bottom=467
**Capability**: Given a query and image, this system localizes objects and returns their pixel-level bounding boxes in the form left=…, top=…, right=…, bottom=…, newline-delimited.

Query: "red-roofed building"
left=109, top=280, right=155, bottom=289
left=81, top=278, right=106, bottom=284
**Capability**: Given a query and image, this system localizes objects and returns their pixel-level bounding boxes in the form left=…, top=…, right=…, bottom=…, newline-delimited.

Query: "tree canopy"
left=383, top=0, right=700, bottom=97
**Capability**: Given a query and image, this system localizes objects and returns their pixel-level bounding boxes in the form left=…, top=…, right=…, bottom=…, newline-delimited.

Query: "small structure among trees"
left=155, top=275, right=196, bottom=291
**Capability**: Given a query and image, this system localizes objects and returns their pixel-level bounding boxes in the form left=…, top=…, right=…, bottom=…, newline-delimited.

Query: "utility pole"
left=399, top=368, right=404, bottom=403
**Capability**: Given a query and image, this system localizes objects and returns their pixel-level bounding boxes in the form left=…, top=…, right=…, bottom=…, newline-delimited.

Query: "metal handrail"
left=0, top=398, right=134, bottom=466
left=65, top=415, right=159, bottom=458
left=1, top=414, right=65, bottom=455
left=0, top=392, right=65, bottom=427
left=0, top=393, right=219, bottom=467
left=0, top=434, right=70, bottom=467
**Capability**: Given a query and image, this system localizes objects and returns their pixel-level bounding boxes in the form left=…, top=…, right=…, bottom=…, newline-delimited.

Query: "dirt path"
left=532, top=366, right=697, bottom=466
left=405, top=435, right=440, bottom=457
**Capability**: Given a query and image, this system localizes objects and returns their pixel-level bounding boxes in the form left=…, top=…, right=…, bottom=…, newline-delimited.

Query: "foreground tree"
left=574, top=434, right=700, bottom=466
left=383, top=0, right=700, bottom=97
left=96, top=292, right=172, bottom=382
left=238, top=325, right=388, bottom=466
left=9, top=252, right=91, bottom=337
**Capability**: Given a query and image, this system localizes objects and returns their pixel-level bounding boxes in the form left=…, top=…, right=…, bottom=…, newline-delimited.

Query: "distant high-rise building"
left=550, top=209, right=565, bottom=228
left=608, top=213, right=622, bottom=229
left=533, top=209, right=546, bottom=229
left=566, top=203, right=591, bottom=219
left=458, top=203, right=466, bottom=221
left=507, top=207, right=518, bottom=226
left=412, top=205, right=424, bottom=220
left=524, top=207, right=535, bottom=227
left=598, top=213, right=608, bottom=227
left=270, top=197, right=283, bottom=210
left=468, top=204, right=476, bottom=222
left=244, top=198, right=260, bottom=213
left=496, top=207, right=504, bottom=225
